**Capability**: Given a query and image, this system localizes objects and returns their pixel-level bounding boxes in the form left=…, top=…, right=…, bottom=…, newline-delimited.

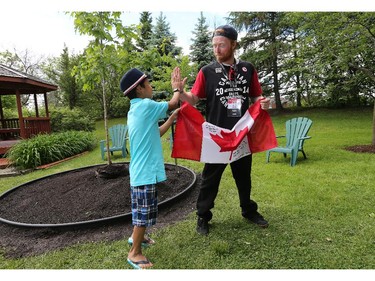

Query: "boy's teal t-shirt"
left=127, top=98, right=168, bottom=187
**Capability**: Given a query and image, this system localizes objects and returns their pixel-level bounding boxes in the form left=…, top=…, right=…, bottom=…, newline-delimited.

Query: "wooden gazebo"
left=0, top=64, right=58, bottom=154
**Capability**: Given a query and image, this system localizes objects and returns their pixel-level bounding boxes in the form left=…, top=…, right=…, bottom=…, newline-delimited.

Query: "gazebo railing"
left=0, top=117, right=51, bottom=140
left=0, top=118, right=20, bottom=140
left=24, top=117, right=51, bottom=138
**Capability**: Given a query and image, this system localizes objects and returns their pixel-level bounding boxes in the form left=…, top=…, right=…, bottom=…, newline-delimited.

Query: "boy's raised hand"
left=171, top=67, right=187, bottom=92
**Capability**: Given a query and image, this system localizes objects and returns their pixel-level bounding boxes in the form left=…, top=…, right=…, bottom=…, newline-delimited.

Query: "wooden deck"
left=0, top=158, right=10, bottom=169
left=0, top=140, right=19, bottom=155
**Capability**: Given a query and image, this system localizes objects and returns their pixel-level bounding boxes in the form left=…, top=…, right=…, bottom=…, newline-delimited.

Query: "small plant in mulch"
left=95, top=163, right=129, bottom=179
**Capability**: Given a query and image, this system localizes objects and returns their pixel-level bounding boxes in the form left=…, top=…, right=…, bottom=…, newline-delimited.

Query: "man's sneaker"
left=196, top=217, right=209, bottom=235
left=244, top=211, right=269, bottom=228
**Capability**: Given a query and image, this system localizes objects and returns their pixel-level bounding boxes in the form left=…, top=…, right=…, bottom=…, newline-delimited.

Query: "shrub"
left=107, top=96, right=129, bottom=118
left=50, top=107, right=96, bottom=132
left=6, top=131, right=97, bottom=170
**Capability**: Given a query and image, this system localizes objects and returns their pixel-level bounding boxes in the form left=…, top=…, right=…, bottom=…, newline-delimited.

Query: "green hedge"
left=50, top=107, right=96, bottom=132
left=6, top=131, right=97, bottom=170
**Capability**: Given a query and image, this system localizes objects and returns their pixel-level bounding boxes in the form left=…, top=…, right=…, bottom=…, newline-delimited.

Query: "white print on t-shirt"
left=215, top=70, right=249, bottom=110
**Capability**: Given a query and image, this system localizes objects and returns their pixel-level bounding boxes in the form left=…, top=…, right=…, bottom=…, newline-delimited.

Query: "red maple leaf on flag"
left=210, top=127, right=249, bottom=161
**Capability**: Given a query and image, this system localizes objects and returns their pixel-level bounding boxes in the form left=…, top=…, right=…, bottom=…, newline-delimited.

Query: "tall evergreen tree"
left=136, top=12, right=153, bottom=51
left=149, top=12, right=182, bottom=57
left=190, top=12, right=215, bottom=71
left=43, top=46, right=84, bottom=109
left=57, top=46, right=81, bottom=109
left=229, top=12, right=290, bottom=110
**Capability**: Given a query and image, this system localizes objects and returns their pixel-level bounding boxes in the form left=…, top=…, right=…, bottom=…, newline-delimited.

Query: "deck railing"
left=0, top=118, right=20, bottom=140
left=24, top=117, right=51, bottom=138
left=0, top=118, right=51, bottom=140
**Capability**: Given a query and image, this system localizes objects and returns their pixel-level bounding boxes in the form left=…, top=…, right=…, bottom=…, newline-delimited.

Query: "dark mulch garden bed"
left=0, top=163, right=200, bottom=258
left=344, top=144, right=375, bottom=153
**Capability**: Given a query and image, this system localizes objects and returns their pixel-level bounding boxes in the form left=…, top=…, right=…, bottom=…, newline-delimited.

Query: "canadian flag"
left=171, top=100, right=277, bottom=163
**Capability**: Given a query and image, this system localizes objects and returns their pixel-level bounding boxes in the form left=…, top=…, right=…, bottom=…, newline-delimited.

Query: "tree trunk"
left=102, top=77, right=112, bottom=165
left=372, top=101, right=375, bottom=145
left=273, top=58, right=282, bottom=110
left=270, top=13, right=283, bottom=110
left=296, top=73, right=302, bottom=107
left=294, top=49, right=302, bottom=107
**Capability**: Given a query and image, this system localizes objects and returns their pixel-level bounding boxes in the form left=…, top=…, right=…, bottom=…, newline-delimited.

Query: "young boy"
left=120, top=68, right=181, bottom=269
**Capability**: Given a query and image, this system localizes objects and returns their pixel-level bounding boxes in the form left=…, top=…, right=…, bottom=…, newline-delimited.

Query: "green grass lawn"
left=0, top=107, right=374, bottom=270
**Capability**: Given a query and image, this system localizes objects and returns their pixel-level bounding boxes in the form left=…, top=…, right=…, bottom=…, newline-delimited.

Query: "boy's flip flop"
left=128, top=237, right=155, bottom=247
left=127, top=258, right=152, bottom=269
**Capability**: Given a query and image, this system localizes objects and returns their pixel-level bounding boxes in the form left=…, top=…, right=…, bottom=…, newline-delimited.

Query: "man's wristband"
left=173, top=88, right=180, bottom=93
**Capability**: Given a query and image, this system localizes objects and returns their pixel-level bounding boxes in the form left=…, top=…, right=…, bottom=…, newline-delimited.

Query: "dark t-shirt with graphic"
left=191, top=60, right=262, bottom=129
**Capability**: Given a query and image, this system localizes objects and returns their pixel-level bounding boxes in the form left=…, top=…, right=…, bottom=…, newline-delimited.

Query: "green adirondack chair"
left=100, top=124, right=129, bottom=160
left=266, top=117, right=312, bottom=166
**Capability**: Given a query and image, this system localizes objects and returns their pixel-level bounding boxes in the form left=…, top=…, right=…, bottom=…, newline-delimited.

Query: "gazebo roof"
left=0, top=63, right=58, bottom=95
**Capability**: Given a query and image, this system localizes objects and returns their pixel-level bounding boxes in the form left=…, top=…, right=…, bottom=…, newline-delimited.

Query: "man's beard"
left=215, top=52, right=234, bottom=63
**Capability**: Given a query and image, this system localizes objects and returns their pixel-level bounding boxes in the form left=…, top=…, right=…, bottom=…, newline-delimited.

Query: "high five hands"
left=171, top=67, right=187, bottom=93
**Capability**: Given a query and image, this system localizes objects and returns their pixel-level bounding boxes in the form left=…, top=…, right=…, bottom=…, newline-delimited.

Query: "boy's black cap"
left=120, top=68, right=147, bottom=96
left=213, top=25, right=238, bottom=41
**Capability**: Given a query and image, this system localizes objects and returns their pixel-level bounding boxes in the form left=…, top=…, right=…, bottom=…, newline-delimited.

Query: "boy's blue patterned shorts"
left=131, top=184, right=158, bottom=227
